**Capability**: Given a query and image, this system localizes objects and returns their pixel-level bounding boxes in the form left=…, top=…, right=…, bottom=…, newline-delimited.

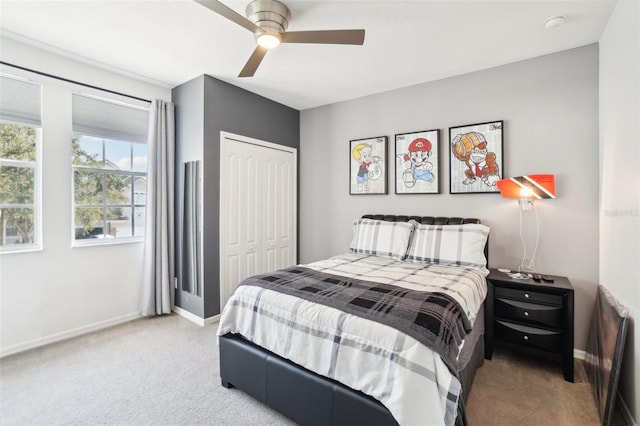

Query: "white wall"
left=0, top=38, right=171, bottom=356
left=300, top=45, right=599, bottom=351
left=599, top=0, right=639, bottom=421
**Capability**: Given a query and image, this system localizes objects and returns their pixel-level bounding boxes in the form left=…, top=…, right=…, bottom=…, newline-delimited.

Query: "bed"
left=217, top=214, right=490, bottom=426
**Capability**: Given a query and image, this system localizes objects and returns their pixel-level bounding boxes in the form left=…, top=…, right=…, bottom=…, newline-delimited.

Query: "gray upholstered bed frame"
left=218, top=215, right=487, bottom=426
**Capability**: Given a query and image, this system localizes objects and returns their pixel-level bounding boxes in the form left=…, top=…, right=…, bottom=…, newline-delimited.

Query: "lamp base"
left=519, top=198, right=534, bottom=210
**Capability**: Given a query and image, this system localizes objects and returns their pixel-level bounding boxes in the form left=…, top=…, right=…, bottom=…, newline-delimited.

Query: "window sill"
left=72, top=237, right=144, bottom=248
left=0, top=245, right=43, bottom=255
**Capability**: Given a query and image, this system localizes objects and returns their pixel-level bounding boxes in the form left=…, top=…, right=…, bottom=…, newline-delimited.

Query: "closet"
left=219, top=131, right=297, bottom=311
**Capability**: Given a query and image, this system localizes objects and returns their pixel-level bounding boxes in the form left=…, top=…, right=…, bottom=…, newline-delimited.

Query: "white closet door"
left=220, top=132, right=297, bottom=312
left=220, top=139, right=261, bottom=308
left=263, top=147, right=295, bottom=272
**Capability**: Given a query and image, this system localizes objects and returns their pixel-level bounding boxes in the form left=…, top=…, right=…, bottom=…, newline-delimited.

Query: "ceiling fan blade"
left=239, top=46, right=269, bottom=77
left=194, top=0, right=260, bottom=33
left=280, top=29, right=365, bottom=45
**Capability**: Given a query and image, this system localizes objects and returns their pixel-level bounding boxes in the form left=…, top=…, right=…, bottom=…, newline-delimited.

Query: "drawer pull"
left=524, top=293, right=530, bottom=299
left=523, top=335, right=529, bottom=341
left=524, top=311, right=529, bottom=316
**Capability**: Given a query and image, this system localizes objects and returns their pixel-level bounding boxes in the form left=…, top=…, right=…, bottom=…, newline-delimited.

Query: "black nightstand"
left=484, top=268, right=574, bottom=382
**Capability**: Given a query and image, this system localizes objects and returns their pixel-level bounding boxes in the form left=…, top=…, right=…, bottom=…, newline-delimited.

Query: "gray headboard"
left=362, top=214, right=480, bottom=225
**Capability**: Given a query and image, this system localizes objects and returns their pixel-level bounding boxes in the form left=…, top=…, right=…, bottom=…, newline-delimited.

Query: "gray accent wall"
left=173, top=74, right=299, bottom=319
left=173, top=76, right=204, bottom=317
left=300, top=44, right=599, bottom=351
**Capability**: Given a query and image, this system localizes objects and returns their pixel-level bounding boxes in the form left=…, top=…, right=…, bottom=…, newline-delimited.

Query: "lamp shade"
left=497, top=174, right=556, bottom=199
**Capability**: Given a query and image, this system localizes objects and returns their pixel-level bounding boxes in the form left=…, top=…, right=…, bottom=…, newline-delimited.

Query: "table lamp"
left=497, top=174, right=556, bottom=279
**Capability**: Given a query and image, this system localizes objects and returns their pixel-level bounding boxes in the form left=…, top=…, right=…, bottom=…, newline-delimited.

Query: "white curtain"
left=140, top=99, right=175, bottom=316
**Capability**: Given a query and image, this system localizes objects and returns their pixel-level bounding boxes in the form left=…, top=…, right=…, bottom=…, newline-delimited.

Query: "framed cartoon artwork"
left=449, top=120, right=503, bottom=194
left=349, top=136, right=387, bottom=194
left=395, top=129, right=440, bottom=194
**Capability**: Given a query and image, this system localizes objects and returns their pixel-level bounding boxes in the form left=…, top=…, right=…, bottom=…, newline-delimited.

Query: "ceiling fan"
left=194, top=0, right=365, bottom=77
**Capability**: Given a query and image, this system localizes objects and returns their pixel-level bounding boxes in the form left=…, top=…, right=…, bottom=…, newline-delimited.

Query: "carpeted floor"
left=0, top=314, right=623, bottom=425
left=0, top=315, right=294, bottom=426
left=466, top=347, right=614, bottom=425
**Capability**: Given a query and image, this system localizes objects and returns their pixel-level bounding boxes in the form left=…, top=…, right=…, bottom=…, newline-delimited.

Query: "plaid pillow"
left=406, top=222, right=489, bottom=272
left=349, top=218, right=414, bottom=260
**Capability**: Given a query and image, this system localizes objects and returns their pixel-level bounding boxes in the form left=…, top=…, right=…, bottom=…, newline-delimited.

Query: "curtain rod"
left=0, top=61, right=152, bottom=104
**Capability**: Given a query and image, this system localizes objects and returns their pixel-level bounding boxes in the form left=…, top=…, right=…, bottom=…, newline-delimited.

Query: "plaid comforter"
left=218, top=254, right=487, bottom=426
left=239, top=266, right=471, bottom=373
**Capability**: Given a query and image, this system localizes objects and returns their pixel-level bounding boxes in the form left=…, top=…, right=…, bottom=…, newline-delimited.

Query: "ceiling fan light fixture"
left=256, top=32, right=281, bottom=48
left=196, top=0, right=366, bottom=77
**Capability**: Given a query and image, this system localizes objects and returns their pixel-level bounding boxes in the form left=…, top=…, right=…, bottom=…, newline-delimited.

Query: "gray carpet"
left=0, top=314, right=616, bottom=426
left=466, top=348, right=607, bottom=426
left=0, top=315, right=294, bottom=426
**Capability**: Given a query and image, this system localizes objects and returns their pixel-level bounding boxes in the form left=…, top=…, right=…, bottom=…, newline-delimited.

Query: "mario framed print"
left=349, top=136, right=388, bottom=195
left=394, top=129, right=440, bottom=194
left=449, top=120, right=503, bottom=194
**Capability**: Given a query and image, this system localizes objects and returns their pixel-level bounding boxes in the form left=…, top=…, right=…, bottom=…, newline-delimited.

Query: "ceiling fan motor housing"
left=246, top=0, right=291, bottom=35
left=196, top=0, right=364, bottom=76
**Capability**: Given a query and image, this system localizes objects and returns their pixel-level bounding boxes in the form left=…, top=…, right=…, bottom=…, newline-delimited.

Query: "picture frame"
left=349, top=136, right=387, bottom=195
left=586, top=285, right=629, bottom=426
left=449, top=120, right=503, bottom=194
left=394, top=129, right=440, bottom=194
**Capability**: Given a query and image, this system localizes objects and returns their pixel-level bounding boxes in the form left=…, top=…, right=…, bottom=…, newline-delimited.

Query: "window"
left=0, top=75, right=42, bottom=252
left=71, top=94, right=149, bottom=243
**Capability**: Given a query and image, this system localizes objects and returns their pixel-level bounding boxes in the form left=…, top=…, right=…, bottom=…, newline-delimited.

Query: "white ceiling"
left=0, top=0, right=616, bottom=110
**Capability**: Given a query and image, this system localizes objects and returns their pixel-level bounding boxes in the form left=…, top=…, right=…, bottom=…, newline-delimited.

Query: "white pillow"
left=349, top=218, right=414, bottom=260
left=406, top=221, right=489, bottom=272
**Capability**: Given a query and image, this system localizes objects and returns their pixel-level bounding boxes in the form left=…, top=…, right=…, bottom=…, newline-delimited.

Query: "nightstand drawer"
left=495, top=320, right=562, bottom=353
left=495, top=287, right=562, bottom=306
left=495, top=297, right=563, bottom=328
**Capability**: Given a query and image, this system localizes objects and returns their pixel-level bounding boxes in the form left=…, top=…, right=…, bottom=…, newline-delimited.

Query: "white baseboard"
left=0, top=312, right=140, bottom=358
left=173, top=306, right=220, bottom=326
left=204, top=314, right=221, bottom=325
left=574, top=349, right=586, bottom=360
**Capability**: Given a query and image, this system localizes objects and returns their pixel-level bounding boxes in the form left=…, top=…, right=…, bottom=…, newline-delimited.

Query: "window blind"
left=72, top=94, right=149, bottom=143
left=0, top=75, right=42, bottom=126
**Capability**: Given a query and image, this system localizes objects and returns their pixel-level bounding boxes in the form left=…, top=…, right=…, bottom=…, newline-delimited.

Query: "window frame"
left=0, top=121, right=42, bottom=254
left=71, top=133, right=147, bottom=247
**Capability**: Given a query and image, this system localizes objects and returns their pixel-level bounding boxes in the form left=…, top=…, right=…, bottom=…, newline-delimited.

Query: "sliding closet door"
left=220, top=132, right=297, bottom=312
